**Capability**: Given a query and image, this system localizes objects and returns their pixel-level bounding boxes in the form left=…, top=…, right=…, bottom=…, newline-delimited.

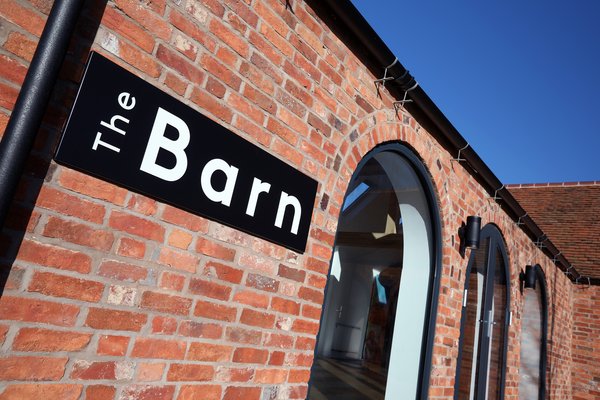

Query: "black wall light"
left=464, top=216, right=481, bottom=249
left=522, top=264, right=537, bottom=289
left=459, top=215, right=481, bottom=257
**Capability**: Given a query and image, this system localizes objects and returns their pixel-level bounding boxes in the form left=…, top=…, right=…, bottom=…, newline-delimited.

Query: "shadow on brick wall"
left=0, top=0, right=109, bottom=294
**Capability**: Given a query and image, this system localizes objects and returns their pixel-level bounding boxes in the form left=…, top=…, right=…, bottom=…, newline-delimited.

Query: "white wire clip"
left=534, top=234, right=547, bottom=249
left=493, top=185, right=505, bottom=201
left=565, top=265, right=575, bottom=277
left=374, top=58, right=399, bottom=90
left=452, top=143, right=470, bottom=163
left=552, top=252, right=562, bottom=264
left=517, top=212, right=528, bottom=226
left=393, top=81, right=419, bottom=112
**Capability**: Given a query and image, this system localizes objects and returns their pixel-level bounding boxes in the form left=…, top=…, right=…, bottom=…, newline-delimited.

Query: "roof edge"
left=305, top=0, right=599, bottom=285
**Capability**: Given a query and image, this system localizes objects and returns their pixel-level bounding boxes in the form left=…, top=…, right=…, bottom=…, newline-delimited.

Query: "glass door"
left=455, top=225, right=510, bottom=400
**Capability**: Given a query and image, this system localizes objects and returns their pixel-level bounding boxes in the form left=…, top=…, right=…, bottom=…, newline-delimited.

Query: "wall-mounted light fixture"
left=522, top=264, right=537, bottom=289
left=459, top=215, right=481, bottom=257
left=464, top=216, right=481, bottom=250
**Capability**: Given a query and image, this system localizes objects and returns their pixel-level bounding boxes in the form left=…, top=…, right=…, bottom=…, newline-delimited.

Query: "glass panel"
left=519, top=281, right=544, bottom=399
left=456, top=237, right=490, bottom=400
left=486, top=247, right=507, bottom=399
left=309, top=150, right=434, bottom=400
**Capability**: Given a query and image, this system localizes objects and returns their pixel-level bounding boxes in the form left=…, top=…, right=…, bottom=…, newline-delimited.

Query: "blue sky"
left=351, top=0, right=600, bottom=184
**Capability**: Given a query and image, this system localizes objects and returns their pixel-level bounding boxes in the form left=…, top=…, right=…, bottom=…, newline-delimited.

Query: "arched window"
left=519, top=264, right=547, bottom=399
left=308, top=143, right=442, bottom=399
left=455, top=224, right=510, bottom=400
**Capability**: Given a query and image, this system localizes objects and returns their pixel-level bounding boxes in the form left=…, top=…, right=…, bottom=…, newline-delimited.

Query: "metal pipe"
left=0, top=0, right=85, bottom=229
left=306, top=0, right=585, bottom=283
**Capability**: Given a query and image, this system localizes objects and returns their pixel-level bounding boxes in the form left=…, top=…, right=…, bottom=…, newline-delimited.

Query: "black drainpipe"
left=306, top=0, right=588, bottom=284
left=0, top=0, right=86, bottom=230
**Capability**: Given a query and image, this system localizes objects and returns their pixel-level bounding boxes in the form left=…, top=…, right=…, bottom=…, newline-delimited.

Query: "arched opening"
left=519, top=264, right=548, bottom=399
left=308, top=143, right=442, bottom=399
left=455, top=224, right=511, bottom=400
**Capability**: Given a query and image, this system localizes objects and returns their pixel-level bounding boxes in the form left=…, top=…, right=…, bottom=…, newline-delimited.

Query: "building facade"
left=0, top=0, right=596, bottom=399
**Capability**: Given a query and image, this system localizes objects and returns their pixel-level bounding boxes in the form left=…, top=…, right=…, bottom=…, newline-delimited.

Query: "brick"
left=190, top=87, right=233, bottom=123
left=127, top=194, right=158, bottom=216
left=205, top=76, right=227, bottom=99
left=0, top=1, right=46, bottom=36
left=169, top=9, right=217, bottom=52
left=288, top=369, right=311, bottom=383
left=42, top=216, right=114, bottom=251
left=116, top=237, right=146, bottom=259
left=85, top=385, right=116, bottom=400
left=0, top=296, right=79, bottom=327
left=167, top=364, right=214, bottom=381
left=71, top=361, right=124, bottom=380
left=0, top=356, right=67, bottom=380
left=246, top=273, right=279, bottom=293
left=209, top=18, right=249, bottom=57
left=58, top=168, right=127, bottom=205
left=263, top=333, right=294, bottom=349
left=158, top=247, right=200, bottom=272
left=161, top=205, right=209, bottom=232
left=114, top=0, right=172, bottom=40
left=254, top=368, right=288, bottom=384
left=28, top=271, right=104, bottom=302
left=223, top=387, right=261, bottom=400
left=215, top=367, right=254, bottom=382
left=225, top=327, right=262, bottom=345
left=278, top=264, right=306, bottom=283
left=137, top=363, right=165, bottom=381
left=271, top=139, right=304, bottom=167
left=164, top=72, right=188, bottom=95
left=0, top=81, right=19, bottom=110
left=301, top=304, right=322, bottom=320
left=271, top=297, right=300, bottom=315
left=99, top=260, right=148, bottom=283
left=240, top=308, right=275, bottom=329
left=120, top=386, right=175, bottom=400
left=159, top=271, right=186, bottom=292
left=101, top=6, right=155, bottom=52
left=189, top=278, right=232, bottom=300
left=151, top=316, right=178, bottom=335
left=4, top=32, right=37, bottom=59
left=85, top=308, right=147, bottom=331
left=194, top=300, right=237, bottom=322
left=0, top=325, right=9, bottom=345
left=141, top=291, right=192, bottom=316
left=232, top=347, right=269, bottom=364
left=131, top=338, right=186, bottom=359
left=233, top=289, right=270, bottom=309
left=36, top=186, right=106, bottom=223
left=187, top=342, right=233, bottom=362
left=200, top=53, right=242, bottom=91
left=298, top=286, right=324, bottom=304
left=168, top=229, right=193, bottom=249
left=177, top=385, right=222, bottom=400
left=13, top=328, right=91, bottom=352
left=196, top=237, right=236, bottom=261
left=227, top=92, right=265, bottom=126
left=268, top=351, right=285, bottom=366
left=0, top=54, right=28, bottom=85
left=16, top=239, right=91, bottom=273
left=109, top=210, right=166, bottom=242
left=179, top=320, right=223, bottom=339
left=202, top=261, right=244, bottom=284
left=0, top=384, right=82, bottom=400
left=292, top=319, right=319, bottom=335
left=97, top=335, right=130, bottom=356
left=157, top=44, right=204, bottom=83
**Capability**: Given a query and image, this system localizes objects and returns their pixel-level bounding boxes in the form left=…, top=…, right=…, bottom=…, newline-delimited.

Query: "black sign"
left=55, top=52, right=317, bottom=253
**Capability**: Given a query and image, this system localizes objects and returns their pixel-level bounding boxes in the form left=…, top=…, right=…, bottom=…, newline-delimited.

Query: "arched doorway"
left=519, top=264, right=547, bottom=399
left=455, top=224, right=511, bottom=400
left=308, top=143, right=442, bottom=399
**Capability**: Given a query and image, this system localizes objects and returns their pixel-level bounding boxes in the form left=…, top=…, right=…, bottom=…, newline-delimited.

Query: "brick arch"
left=326, top=110, right=448, bottom=229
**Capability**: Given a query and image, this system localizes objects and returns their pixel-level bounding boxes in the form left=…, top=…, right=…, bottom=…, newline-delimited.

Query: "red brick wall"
left=572, top=285, right=600, bottom=399
left=0, top=0, right=585, bottom=399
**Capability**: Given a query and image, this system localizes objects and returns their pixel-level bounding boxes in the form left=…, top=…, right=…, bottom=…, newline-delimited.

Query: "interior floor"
left=307, top=357, right=387, bottom=400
